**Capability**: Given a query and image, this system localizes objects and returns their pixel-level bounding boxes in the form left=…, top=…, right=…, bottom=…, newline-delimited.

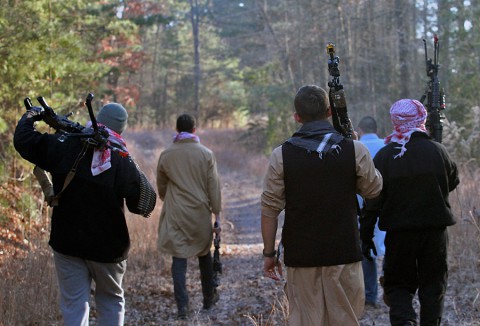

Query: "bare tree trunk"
left=255, top=0, right=294, bottom=88
left=395, top=0, right=409, bottom=98
left=189, top=0, right=201, bottom=122
left=366, top=0, right=377, bottom=119
left=282, top=1, right=296, bottom=89
left=437, top=0, right=451, bottom=92
left=152, top=23, right=161, bottom=116
left=160, top=73, right=168, bottom=126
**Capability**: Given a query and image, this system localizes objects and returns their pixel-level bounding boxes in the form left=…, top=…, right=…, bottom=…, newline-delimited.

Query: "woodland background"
left=0, top=0, right=479, bottom=154
left=1, top=0, right=480, bottom=325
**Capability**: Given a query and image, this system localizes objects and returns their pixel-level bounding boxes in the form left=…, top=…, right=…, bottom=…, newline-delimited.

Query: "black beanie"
left=96, top=103, right=128, bottom=134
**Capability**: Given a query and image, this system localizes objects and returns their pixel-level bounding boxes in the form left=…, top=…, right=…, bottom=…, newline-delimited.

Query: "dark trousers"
left=171, top=252, right=214, bottom=310
left=362, top=256, right=379, bottom=303
left=384, top=228, right=448, bottom=326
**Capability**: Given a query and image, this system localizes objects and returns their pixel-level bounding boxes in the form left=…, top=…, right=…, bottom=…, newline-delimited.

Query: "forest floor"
left=121, top=167, right=392, bottom=326
left=1, top=128, right=479, bottom=325
left=118, top=129, right=479, bottom=326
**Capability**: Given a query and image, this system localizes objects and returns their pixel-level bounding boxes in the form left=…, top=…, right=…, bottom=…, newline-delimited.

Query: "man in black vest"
left=261, top=85, right=382, bottom=325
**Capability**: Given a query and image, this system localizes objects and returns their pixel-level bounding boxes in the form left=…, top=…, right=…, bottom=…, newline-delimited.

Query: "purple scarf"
left=173, top=132, right=200, bottom=143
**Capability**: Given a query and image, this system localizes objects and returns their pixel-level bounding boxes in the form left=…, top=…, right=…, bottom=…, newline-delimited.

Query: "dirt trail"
left=121, top=130, right=468, bottom=326
left=122, top=171, right=285, bottom=325
left=123, top=168, right=391, bottom=325
left=121, top=129, right=390, bottom=326
left=1, top=130, right=477, bottom=325
left=121, top=130, right=285, bottom=325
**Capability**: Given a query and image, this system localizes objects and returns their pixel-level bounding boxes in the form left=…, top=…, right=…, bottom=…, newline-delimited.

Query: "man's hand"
left=263, top=256, right=283, bottom=281
left=352, top=129, right=359, bottom=140
left=26, top=106, right=44, bottom=121
left=361, top=239, right=378, bottom=261
left=359, top=209, right=378, bottom=261
left=213, top=220, right=221, bottom=235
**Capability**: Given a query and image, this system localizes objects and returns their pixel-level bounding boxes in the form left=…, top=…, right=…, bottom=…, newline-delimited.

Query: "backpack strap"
left=51, top=142, right=89, bottom=207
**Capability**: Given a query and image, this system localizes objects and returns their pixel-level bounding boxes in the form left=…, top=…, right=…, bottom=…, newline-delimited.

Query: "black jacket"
left=14, top=115, right=156, bottom=262
left=361, top=132, right=459, bottom=239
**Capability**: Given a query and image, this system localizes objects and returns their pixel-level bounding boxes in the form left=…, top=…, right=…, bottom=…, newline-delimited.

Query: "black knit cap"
left=97, top=103, right=128, bottom=134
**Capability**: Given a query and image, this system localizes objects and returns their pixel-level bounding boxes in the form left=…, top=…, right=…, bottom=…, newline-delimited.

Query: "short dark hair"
left=358, top=116, right=377, bottom=134
left=176, top=114, right=196, bottom=132
left=294, top=85, right=329, bottom=122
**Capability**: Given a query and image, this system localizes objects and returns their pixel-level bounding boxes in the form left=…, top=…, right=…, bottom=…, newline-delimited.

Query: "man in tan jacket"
left=261, top=85, right=382, bottom=325
left=157, top=114, right=222, bottom=320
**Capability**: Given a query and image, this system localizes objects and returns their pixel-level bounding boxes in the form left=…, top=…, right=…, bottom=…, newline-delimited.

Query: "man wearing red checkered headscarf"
left=384, top=99, right=428, bottom=158
left=360, top=99, right=460, bottom=326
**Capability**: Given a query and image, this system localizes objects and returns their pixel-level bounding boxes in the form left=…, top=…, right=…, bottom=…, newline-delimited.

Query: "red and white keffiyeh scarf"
left=384, top=99, right=428, bottom=159
left=173, top=131, right=200, bottom=143
left=87, top=122, right=129, bottom=176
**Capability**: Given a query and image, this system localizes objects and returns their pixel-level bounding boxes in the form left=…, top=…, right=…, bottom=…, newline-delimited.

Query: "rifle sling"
left=51, top=142, right=89, bottom=207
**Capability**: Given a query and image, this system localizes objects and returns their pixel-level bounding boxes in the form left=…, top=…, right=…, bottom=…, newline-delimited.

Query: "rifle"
left=326, top=43, right=363, bottom=217
left=326, top=42, right=354, bottom=138
left=419, top=34, right=446, bottom=143
left=23, top=94, right=156, bottom=214
left=212, top=222, right=222, bottom=289
left=24, top=93, right=111, bottom=151
left=24, top=94, right=121, bottom=207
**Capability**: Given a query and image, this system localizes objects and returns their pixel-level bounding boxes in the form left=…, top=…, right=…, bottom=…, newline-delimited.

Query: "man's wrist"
left=262, top=249, right=276, bottom=258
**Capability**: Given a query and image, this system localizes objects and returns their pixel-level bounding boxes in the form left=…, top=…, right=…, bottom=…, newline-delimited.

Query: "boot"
left=203, top=288, right=219, bottom=310
left=379, top=276, right=390, bottom=307
left=199, top=253, right=217, bottom=310
left=177, top=303, right=189, bottom=320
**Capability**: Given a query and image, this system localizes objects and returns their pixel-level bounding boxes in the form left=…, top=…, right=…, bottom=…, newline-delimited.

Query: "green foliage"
left=0, top=160, right=6, bottom=204
left=241, top=62, right=296, bottom=151
left=0, top=0, right=479, bottom=166
left=0, top=0, right=144, bottom=228
left=19, top=191, right=41, bottom=225
left=131, top=0, right=251, bottom=128
left=0, top=116, right=7, bottom=134
left=264, top=86, right=296, bottom=151
left=443, top=106, right=480, bottom=166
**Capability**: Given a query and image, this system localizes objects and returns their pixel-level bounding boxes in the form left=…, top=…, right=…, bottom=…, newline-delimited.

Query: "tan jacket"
left=156, top=138, right=222, bottom=258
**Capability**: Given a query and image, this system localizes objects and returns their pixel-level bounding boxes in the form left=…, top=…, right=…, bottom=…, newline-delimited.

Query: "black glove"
left=25, top=106, right=44, bottom=121
left=361, top=239, right=377, bottom=261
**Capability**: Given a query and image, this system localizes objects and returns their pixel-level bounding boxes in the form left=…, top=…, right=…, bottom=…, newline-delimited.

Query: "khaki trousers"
left=286, top=262, right=364, bottom=326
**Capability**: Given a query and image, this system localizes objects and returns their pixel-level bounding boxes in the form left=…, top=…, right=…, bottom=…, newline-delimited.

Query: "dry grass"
left=1, top=128, right=479, bottom=325
left=0, top=241, right=60, bottom=325
left=444, top=165, right=480, bottom=323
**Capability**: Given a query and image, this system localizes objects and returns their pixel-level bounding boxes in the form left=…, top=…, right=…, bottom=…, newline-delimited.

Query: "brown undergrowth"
left=1, top=129, right=479, bottom=325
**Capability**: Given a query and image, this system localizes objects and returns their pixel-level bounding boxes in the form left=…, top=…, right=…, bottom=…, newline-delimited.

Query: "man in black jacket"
left=361, top=99, right=459, bottom=326
left=14, top=102, right=156, bottom=326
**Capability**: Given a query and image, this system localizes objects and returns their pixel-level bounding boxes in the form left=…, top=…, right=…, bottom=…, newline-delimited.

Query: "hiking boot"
left=177, top=304, right=189, bottom=320
left=203, top=290, right=219, bottom=310
left=379, top=276, right=390, bottom=307
left=365, top=300, right=377, bottom=308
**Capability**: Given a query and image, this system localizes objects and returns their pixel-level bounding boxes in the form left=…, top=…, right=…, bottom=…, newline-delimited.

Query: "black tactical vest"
left=281, top=139, right=362, bottom=267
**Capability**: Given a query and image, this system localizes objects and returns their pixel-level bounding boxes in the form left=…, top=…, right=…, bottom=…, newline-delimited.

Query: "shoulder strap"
left=51, top=142, right=89, bottom=207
